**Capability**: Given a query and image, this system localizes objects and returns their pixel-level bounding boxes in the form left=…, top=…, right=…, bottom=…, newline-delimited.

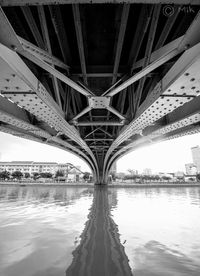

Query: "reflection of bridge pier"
left=66, top=187, right=132, bottom=276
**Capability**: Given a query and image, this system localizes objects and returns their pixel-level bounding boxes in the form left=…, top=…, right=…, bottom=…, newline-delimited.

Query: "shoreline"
left=0, top=181, right=200, bottom=188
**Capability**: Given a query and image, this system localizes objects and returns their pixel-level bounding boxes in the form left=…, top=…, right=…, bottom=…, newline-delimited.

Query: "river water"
left=0, top=185, right=200, bottom=276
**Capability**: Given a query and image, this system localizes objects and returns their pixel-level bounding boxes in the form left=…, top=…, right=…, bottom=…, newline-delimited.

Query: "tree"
left=55, top=170, right=64, bottom=178
left=0, top=170, right=10, bottom=180
left=40, top=172, right=53, bottom=178
left=12, top=171, right=23, bottom=180
left=32, top=172, right=40, bottom=180
left=196, top=174, right=200, bottom=182
left=162, top=175, right=171, bottom=182
left=154, top=175, right=160, bottom=181
left=83, top=172, right=90, bottom=181
left=177, top=176, right=184, bottom=182
left=24, top=172, right=30, bottom=178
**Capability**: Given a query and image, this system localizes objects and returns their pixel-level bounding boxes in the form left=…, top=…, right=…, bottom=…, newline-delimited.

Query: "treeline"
left=0, top=170, right=55, bottom=180
left=116, top=174, right=200, bottom=182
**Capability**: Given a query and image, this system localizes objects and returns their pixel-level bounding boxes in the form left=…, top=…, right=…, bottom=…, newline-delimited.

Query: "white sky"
left=0, top=132, right=199, bottom=174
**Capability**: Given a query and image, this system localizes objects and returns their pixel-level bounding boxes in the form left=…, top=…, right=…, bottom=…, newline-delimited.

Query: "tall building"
left=191, top=146, right=200, bottom=173
left=185, top=163, right=197, bottom=175
left=110, top=162, right=117, bottom=174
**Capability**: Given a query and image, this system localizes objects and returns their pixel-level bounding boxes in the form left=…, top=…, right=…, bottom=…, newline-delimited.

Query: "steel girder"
left=104, top=42, right=200, bottom=180
left=0, top=42, right=98, bottom=180
left=1, top=3, right=200, bottom=184
left=105, top=96, right=200, bottom=178
left=0, top=1, right=200, bottom=5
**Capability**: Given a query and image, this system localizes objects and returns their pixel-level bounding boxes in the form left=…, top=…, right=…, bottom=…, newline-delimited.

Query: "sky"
left=0, top=131, right=199, bottom=174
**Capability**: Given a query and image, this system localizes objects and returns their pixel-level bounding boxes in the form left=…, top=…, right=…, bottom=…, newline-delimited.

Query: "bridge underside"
left=0, top=1, right=200, bottom=184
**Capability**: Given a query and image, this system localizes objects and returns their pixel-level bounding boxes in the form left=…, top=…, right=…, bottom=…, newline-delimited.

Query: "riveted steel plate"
left=88, top=97, right=110, bottom=109
left=151, top=113, right=200, bottom=137
left=0, top=57, right=31, bottom=92
left=0, top=109, right=51, bottom=139
left=162, top=59, right=200, bottom=97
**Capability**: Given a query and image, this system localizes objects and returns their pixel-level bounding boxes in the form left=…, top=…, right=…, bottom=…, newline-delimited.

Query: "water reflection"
left=66, top=187, right=132, bottom=276
left=1, top=185, right=200, bottom=276
left=111, top=187, right=200, bottom=276
left=0, top=185, right=94, bottom=276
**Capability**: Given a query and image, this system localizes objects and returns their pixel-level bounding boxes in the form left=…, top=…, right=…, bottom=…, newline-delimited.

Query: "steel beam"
left=129, top=6, right=153, bottom=72
left=1, top=1, right=200, bottom=5
left=75, top=121, right=124, bottom=126
left=72, top=106, right=91, bottom=121
left=49, top=6, right=71, bottom=64
left=105, top=48, right=179, bottom=97
left=154, top=6, right=179, bottom=50
left=0, top=42, right=98, bottom=175
left=21, top=6, right=45, bottom=49
left=0, top=95, right=95, bottom=172
left=0, top=8, right=93, bottom=97
left=131, top=36, right=183, bottom=71
left=112, top=4, right=130, bottom=85
left=104, top=41, right=200, bottom=173
left=37, top=5, right=62, bottom=108
left=18, top=36, right=69, bottom=70
left=72, top=4, right=87, bottom=84
left=135, top=4, right=161, bottom=109
left=105, top=11, right=200, bottom=97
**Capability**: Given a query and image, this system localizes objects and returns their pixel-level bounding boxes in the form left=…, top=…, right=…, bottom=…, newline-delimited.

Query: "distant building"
left=0, top=161, right=82, bottom=179
left=185, top=163, right=197, bottom=175
left=110, top=162, right=117, bottom=174
left=191, top=146, right=200, bottom=173
left=184, top=175, right=197, bottom=182
left=143, top=168, right=152, bottom=175
left=174, top=171, right=184, bottom=177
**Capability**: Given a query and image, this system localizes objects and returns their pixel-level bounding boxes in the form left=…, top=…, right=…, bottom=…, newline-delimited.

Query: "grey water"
left=0, top=185, right=200, bottom=276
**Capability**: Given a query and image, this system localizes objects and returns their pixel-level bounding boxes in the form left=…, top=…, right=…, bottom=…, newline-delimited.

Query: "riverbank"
left=0, top=181, right=200, bottom=188
left=0, top=181, right=93, bottom=187
left=109, top=182, right=200, bottom=188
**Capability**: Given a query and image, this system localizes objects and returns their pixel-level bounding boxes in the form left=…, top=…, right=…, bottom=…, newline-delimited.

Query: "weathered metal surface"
left=0, top=3, right=200, bottom=183
left=0, top=0, right=200, bottom=5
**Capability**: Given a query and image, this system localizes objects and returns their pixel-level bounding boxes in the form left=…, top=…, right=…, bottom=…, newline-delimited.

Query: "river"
left=0, top=185, right=200, bottom=276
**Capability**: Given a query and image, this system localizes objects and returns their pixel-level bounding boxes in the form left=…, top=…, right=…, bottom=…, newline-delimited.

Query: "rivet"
left=11, top=45, right=17, bottom=51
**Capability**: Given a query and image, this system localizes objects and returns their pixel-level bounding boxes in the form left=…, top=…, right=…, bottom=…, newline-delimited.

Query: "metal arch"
left=0, top=124, right=96, bottom=176
left=0, top=8, right=94, bottom=97
left=105, top=97, right=200, bottom=177
left=0, top=42, right=99, bottom=177
left=104, top=41, right=200, bottom=175
left=104, top=11, right=200, bottom=97
left=0, top=95, right=97, bottom=175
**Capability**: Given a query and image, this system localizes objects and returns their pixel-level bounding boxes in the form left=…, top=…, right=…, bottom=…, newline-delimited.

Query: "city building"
left=174, top=171, right=184, bottom=177
left=143, top=168, right=152, bottom=175
left=191, top=146, right=200, bottom=173
left=185, top=163, right=197, bottom=175
left=0, top=161, right=83, bottom=179
left=110, top=162, right=117, bottom=175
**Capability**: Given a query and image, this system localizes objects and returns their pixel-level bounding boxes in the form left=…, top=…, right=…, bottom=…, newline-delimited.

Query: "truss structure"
left=0, top=1, right=200, bottom=183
